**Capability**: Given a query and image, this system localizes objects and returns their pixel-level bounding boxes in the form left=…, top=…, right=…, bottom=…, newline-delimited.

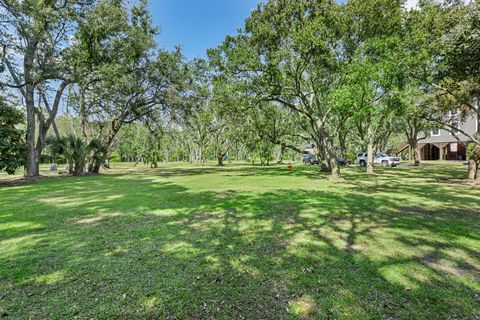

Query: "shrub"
left=0, top=100, right=26, bottom=174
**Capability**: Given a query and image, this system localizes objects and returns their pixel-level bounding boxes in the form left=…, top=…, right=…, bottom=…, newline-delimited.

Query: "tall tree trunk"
left=25, top=84, right=37, bottom=177
left=165, top=148, right=170, bottom=164
left=89, top=116, right=124, bottom=174
left=467, top=138, right=480, bottom=180
left=476, top=162, right=480, bottom=181
left=467, top=160, right=477, bottom=180
left=319, top=160, right=330, bottom=172
left=35, top=116, right=45, bottom=174
left=35, top=82, right=68, bottom=173
left=278, top=144, right=285, bottom=164
left=414, top=144, right=421, bottom=166
left=408, top=138, right=420, bottom=166
left=79, top=86, right=88, bottom=140
left=315, top=138, right=332, bottom=173
left=217, top=154, right=224, bottom=166
left=92, top=164, right=101, bottom=174
left=23, top=42, right=39, bottom=177
left=366, top=121, right=374, bottom=174
left=329, top=158, right=341, bottom=181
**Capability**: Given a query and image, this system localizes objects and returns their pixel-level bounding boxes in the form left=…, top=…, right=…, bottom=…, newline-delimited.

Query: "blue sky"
left=148, top=0, right=424, bottom=59
left=149, top=0, right=261, bottom=59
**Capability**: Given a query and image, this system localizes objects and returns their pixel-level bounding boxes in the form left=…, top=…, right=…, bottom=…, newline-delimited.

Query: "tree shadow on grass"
left=0, top=171, right=479, bottom=319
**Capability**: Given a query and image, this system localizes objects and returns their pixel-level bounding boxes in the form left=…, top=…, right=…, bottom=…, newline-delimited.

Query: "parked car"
left=356, top=152, right=400, bottom=167
left=303, top=154, right=350, bottom=167
left=302, top=154, right=319, bottom=165
left=336, top=157, right=348, bottom=167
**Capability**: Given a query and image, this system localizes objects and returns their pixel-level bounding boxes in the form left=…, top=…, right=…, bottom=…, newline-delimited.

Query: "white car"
left=356, top=152, right=400, bottom=167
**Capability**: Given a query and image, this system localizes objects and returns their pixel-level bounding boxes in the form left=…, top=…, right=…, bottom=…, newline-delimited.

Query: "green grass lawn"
left=0, top=162, right=479, bottom=319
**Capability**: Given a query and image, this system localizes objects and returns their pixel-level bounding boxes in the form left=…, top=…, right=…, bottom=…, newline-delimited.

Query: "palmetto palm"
left=87, top=138, right=108, bottom=173
left=50, top=134, right=88, bottom=175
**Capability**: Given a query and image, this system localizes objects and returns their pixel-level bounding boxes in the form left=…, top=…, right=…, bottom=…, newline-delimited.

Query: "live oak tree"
left=0, top=0, right=93, bottom=176
left=207, top=101, right=239, bottom=166
left=209, top=51, right=253, bottom=166
left=213, top=0, right=352, bottom=179
left=0, top=0, right=201, bottom=174
left=210, top=46, right=304, bottom=166
left=247, top=103, right=304, bottom=162
left=214, top=0, right=415, bottom=179
left=67, top=0, right=130, bottom=140
left=338, top=0, right=405, bottom=174
left=141, top=108, right=179, bottom=167
left=173, top=59, right=213, bottom=165
left=407, top=0, right=479, bottom=179
left=68, top=0, right=186, bottom=172
left=440, top=3, right=480, bottom=179
left=398, top=87, right=431, bottom=165
left=118, top=125, right=150, bottom=163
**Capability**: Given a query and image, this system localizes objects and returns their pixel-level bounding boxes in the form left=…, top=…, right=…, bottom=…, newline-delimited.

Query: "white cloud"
left=405, top=0, right=418, bottom=9
left=405, top=0, right=472, bottom=10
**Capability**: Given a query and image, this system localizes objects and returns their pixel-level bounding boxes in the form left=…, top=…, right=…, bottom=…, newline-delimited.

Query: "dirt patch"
left=255, top=238, right=288, bottom=256
left=271, top=203, right=298, bottom=215
left=214, top=190, right=237, bottom=200
left=270, top=280, right=291, bottom=305
left=189, top=212, right=222, bottom=223
left=418, top=252, right=480, bottom=281
left=0, top=173, right=100, bottom=188
left=420, top=252, right=441, bottom=264
left=0, top=176, right=39, bottom=188
left=456, top=262, right=480, bottom=281
left=398, top=206, right=435, bottom=216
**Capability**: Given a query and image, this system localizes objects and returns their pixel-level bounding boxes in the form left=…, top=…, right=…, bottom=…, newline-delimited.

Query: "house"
left=419, top=110, right=478, bottom=161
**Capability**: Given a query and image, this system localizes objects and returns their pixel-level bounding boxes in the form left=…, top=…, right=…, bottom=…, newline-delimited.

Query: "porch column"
left=439, top=146, right=444, bottom=161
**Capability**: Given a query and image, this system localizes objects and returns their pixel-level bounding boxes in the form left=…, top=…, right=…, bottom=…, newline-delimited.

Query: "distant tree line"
left=0, top=0, right=479, bottom=180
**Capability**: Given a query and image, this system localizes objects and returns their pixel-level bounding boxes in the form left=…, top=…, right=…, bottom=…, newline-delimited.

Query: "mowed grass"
left=0, top=162, right=479, bottom=319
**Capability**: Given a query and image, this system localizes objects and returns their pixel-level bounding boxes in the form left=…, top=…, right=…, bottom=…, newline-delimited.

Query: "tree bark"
left=366, top=122, right=374, bottom=174
left=35, top=112, right=45, bottom=174
left=217, top=154, right=224, bottom=166
left=414, top=144, right=421, bottom=166
left=367, top=143, right=374, bottom=174
left=92, top=164, right=101, bottom=174
left=319, top=160, right=330, bottom=172
left=24, top=42, right=38, bottom=177
left=25, top=84, right=37, bottom=177
left=408, top=138, right=421, bottom=166
left=35, top=81, right=69, bottom=173
left=467, top=159, right=477, bottom=180
left=467, top=132, right=480, bottom=180
left=329, top=158, right=341, bottom=181
left=79, top=86, right=88, bottom=140
left=277, top=144, right=285, bottom=164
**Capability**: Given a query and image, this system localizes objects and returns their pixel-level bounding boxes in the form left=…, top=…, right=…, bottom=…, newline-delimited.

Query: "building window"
left=431, top=128, right=440, bottom=136
left=450, top=142, right=458, bottom=153
left=449, top=109, right=458, bottom=116
left=450, top=122, right=460, bottom=134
